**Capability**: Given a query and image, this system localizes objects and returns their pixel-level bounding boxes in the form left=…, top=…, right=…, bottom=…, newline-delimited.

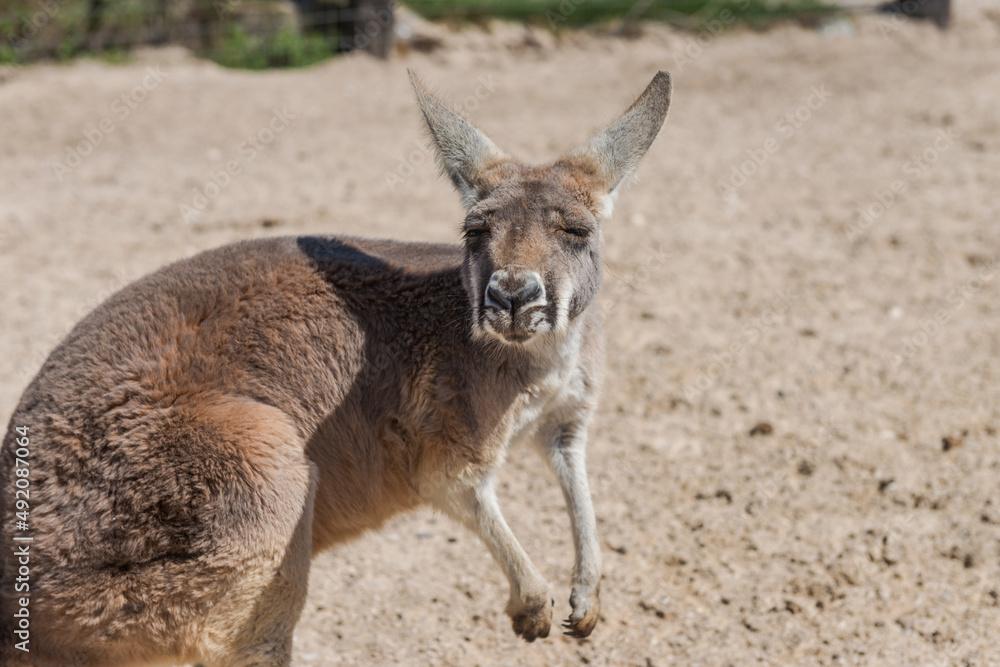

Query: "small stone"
left=941, top=435, right=963, bottom=451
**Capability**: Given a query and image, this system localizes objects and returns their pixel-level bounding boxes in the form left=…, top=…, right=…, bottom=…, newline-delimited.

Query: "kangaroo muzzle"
left=484, top=269, right=546, bottom=315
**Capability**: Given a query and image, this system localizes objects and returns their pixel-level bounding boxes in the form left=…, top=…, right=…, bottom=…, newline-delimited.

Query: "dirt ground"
left=3, top=2, right=1000, bottom=665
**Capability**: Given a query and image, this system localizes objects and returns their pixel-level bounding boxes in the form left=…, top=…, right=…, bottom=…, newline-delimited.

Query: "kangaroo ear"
left=562, top=71, right=672, bottom=207
left=408, top=70, right=516, bottom=209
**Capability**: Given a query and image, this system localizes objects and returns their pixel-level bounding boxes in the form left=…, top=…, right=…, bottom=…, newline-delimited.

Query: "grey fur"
left=566, top=71, right=672, bottom=194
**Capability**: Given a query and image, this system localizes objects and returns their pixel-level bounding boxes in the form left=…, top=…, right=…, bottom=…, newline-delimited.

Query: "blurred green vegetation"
left=0, top=0, right=340, bottom=67
left=0, top=0, right=838, bottom=68
left=403, top=0, right=839, bottom=29
left=210, top=25, right=336, bottom=69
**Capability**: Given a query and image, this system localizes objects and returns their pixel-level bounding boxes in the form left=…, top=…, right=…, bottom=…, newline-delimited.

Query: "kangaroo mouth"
left=481, top=307, right=550, bottom=344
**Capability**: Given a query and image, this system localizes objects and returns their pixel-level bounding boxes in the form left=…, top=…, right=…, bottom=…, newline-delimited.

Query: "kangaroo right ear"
left=408, top=70, right=518, bottom=209
left=560, top=71, right=672, bottom=215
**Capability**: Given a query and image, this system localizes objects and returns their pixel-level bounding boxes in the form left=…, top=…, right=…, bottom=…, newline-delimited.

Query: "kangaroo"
left=0, top=70, right=671, bottom=666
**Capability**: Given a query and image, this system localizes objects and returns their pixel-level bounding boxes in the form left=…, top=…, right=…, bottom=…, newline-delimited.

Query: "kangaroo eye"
left=464, top=228, right=489, bottom=240
left=561, top=227, right=590, bottom=239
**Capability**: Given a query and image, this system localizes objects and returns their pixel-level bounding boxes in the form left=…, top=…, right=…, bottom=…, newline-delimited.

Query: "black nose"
left=485, top=274, right=543, bottom=313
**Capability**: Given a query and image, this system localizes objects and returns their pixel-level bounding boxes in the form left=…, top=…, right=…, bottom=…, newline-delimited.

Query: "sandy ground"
left=3, top=3, right=1000, bottom=665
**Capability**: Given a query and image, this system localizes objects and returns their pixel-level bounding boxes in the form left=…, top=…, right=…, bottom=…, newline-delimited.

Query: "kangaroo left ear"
left=408, top=69, right=520, bottom=210
left=560, top=71, right=672, bottom=213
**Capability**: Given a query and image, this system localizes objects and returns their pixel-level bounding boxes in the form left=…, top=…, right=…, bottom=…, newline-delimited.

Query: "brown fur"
left=0, top=72, right=671, bottom=665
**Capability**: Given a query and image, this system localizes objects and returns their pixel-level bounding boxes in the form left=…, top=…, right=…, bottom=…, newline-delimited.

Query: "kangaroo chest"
left=505, top=337, right=587, bottom=449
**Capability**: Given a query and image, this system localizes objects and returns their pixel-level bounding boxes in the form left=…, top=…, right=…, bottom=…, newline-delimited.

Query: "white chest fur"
left=506, top=325, right=588, bottom=448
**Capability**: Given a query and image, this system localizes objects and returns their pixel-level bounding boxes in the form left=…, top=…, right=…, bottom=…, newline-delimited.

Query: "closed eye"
left=560, top=227, right=591, bottom=239
left=464, top=227, right=489, bottom=240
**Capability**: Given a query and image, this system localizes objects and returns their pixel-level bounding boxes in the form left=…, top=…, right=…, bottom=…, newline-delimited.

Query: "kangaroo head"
left=410, top=70, right=671, bottom=346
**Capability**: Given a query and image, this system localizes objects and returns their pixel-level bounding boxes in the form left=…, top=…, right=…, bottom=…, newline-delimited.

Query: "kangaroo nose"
left=485, top=271, right=544, bottom=313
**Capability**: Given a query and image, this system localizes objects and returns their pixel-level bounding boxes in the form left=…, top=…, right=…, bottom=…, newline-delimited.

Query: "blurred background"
left=2, top=0, right=998, bottom=665
left=0, top=0, right=949, bottom=66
